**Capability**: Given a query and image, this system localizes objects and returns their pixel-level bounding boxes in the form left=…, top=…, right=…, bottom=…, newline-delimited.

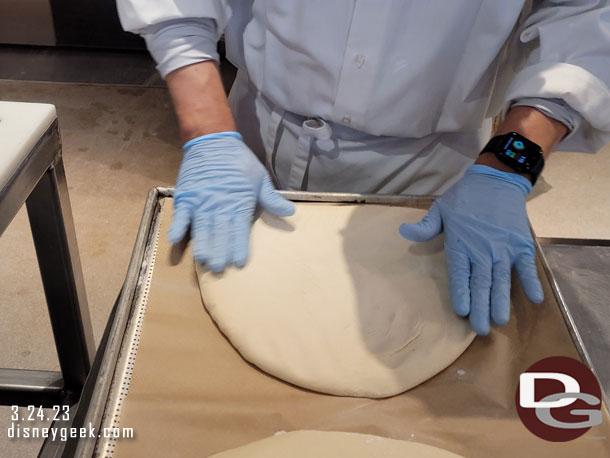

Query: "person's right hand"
left=169, top=131, right=295, bottom=272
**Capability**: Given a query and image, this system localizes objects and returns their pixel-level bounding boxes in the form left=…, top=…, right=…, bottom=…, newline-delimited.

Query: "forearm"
left=476, top=106, right=568, bottom=175
left=166, top=61, right=236, bottom=143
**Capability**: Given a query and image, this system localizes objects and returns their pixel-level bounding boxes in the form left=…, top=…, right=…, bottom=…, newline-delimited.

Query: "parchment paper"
left=113, top=201, right=610, bottom=458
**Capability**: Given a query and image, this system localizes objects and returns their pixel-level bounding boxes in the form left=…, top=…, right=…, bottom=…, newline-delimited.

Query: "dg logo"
left=516, top=356, right=603, bottom=442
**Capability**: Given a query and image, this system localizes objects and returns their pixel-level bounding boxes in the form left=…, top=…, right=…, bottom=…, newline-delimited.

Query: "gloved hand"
left=169, top=131, right=295, bottom=272
left=399, top=165, right=544, bottom=335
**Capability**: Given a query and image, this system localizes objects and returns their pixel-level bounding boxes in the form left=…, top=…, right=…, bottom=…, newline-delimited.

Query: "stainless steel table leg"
left=25, top=157, right=95, bottom=393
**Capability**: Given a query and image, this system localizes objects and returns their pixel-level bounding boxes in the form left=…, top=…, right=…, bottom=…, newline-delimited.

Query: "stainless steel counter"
left=540, top=241, right=610, bottom=402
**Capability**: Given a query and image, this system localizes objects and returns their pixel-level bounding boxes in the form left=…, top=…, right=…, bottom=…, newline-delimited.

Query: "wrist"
left=465, top=165, right=532, bottom=195
left=475, top=152, right=532, bottom=182
left=178, top=113, right=236, bottom=143
left=496, top=106, right=567, bottom=158
left=183, top=131, right=243, bottom=150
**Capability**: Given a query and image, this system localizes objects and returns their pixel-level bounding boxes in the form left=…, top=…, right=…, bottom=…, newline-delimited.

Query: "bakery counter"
left=527, top=144, right=610, bottom=240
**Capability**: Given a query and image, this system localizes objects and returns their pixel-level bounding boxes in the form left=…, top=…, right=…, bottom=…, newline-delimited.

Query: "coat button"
left=342, top=115, right=351, bottom=124
left=355, top=55, right=365, bottom=68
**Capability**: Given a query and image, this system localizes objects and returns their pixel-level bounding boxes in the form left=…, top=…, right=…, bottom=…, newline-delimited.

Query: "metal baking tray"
left=38, top=188, right=609, bottom=457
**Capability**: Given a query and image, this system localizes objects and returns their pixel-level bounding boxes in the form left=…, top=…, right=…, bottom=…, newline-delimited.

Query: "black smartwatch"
left=480, top=132, right=544, bottom=185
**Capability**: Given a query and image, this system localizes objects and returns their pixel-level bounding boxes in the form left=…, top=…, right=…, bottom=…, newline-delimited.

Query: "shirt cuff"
left=501, top=62, right=610, bottom=153
left=510, top=97, right=582, bottom=136
left=142, top=18, right=220, bottom=78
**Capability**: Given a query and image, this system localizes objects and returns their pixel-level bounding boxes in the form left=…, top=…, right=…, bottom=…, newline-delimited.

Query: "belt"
left=267, top=103, right=334, bottom=190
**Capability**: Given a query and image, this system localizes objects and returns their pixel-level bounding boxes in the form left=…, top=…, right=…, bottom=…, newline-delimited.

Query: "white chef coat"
left=117, top=0, right=610, bottom=193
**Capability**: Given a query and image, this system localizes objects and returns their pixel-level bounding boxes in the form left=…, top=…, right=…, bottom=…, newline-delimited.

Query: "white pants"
left=228, top=70, right=491, bottom=195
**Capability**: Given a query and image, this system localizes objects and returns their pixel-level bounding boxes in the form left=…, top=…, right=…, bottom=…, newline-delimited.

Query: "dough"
left=208, top=430, right=465, bottom=457
left=197, top=203, right=474, bottom=398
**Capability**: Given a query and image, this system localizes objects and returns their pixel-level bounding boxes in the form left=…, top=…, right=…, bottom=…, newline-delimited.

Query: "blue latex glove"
left=399, top=165, right=544, bottom=335
left=169, top=131, right=295, bottom=272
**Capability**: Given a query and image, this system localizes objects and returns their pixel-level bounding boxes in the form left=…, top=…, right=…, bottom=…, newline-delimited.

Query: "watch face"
left=513, top=140, right=525, bottom=150
left=500, top=134, right=540, bottom=170
left=484, top=132, right=543, bottom=184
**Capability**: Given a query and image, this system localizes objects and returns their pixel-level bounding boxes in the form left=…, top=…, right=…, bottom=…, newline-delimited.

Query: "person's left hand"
left=398, top=165, right=544, bottom=335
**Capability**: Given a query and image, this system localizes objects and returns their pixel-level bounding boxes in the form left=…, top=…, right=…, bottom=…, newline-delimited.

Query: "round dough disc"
left=208, top=430, right=465, bottom=457
left=197, top=203, right=474, bottom=398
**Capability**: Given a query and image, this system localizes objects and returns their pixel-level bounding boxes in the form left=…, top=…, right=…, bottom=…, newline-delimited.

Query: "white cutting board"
left=0, top=101, right=56, bottom=190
